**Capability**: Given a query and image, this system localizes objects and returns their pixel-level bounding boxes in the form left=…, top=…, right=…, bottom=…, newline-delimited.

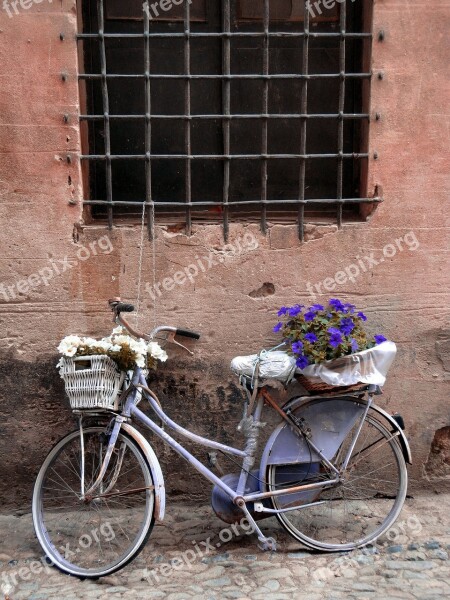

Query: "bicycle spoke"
left=46, top=470, right=79, bottom=497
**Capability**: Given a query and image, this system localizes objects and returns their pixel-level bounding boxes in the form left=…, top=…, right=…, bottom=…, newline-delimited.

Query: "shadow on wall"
left=425, top=426, right=450, bottom=480
left=0, top=353, right=73, bottom=512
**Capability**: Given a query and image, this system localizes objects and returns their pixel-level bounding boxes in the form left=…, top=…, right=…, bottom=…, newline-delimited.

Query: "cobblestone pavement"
left=1, top=494, right=449, bottom=600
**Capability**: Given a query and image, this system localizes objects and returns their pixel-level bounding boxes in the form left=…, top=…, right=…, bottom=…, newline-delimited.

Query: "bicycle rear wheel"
left=267, top=405, right=408, bottom=551
left=32, top=426, right=155, bottom=578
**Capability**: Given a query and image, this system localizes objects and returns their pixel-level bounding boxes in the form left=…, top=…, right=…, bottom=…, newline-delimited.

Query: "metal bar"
left=77, top=32, right=372, bottom=40
left=254, top=499, right=326, bottom=514
left=341, top=397, right=373, bottom=471
left=81, top=153, right=369, bottom=160
left=143, top=9, right=154, bottom=240
left=298, top=1, right=310, bottom=242
left=79, top=417, right=85, bottom=497
left=184, top=0, right=192, bottom=236
left=78, top=72, right=372, bottom=80
left=97, top=0, right=113, bottom=228
left=336, top=1, right=347, bottom=229
left=80, top=113, right=371, bottom=121
left=130, top=404, right=240, bottom=501
left=83, top=418, right=124, bottom=499
left=83, top=197, right=382, bottom=207
left=260, top=0, right=270, bottom=235
left=141, top=389, right=247, bottom=458
left=222, top=0, right=231, bottom=241
left=243, top=477, right=339, bottom=502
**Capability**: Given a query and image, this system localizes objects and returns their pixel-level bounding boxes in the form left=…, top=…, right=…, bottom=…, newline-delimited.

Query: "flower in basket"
left=57, top=326, right=168, bottom=372
left=273, top=298, right=388, bottom=370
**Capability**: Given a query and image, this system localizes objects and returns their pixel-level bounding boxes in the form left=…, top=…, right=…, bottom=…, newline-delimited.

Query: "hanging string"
left=151, top=201, right=157, bottom=330
left=135, top=8, right=157, bottom=332
left=134, top=199, right=147, bottom=326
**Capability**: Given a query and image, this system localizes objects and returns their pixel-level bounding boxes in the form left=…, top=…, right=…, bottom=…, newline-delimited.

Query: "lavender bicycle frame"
left=84, top=367, right=352, bottom=508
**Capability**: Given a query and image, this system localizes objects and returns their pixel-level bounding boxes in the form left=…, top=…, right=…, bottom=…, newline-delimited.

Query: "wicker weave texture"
left=59, top=355, right=124, bottom=410
left=296, top=374, right=366, bottom=394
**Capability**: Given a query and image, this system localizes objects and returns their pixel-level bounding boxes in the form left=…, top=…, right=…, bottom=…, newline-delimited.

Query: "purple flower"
left=291, top=341, right=304, bottom=354
left=277, top=306, right=288, bottom=317
left=374, top=334, right=387, bottom=345
left=343, top=302, right=356, bottom=314
left=311, top=304, right=325, bottom=311
left=304, top=311, right=317, bottom=322
left=328, top=327, right=341, bottom=335
left=288, top=304, right=303, bottom=317
left=304, top=332, right=318, bottom=344
left=350, top=338, right=359, bottom=352
left=296, top=355, right=310, bottom=369
left=329, top=298, right=345, bottom=312
left=328, top=327, right=343, bottom=348
left=273, top=322, right=283, bottom=333
left=340, top=317, right=355, bottom=336
left=357, top=311, right=367, bottom=322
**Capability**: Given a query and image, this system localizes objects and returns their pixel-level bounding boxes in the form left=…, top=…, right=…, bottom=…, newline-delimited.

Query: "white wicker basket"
left=59, top=355, right=125, bottom=411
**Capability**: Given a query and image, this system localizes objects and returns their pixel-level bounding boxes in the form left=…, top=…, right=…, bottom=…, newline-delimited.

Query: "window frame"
left=77, top=0, right=379, bottom=240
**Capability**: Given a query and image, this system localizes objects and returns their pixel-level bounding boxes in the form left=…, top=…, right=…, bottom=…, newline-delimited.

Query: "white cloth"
left=230, top=341, right=396, bottom=387
left=230, top=350, right=297, bottom=383
left=300, top=341, right=397, bottom=386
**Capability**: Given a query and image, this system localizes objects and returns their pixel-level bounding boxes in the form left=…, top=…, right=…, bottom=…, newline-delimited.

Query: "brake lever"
left=166, top=331, right=194, bottom=355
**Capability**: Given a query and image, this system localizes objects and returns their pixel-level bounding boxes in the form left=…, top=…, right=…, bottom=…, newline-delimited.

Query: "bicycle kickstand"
left=235, top=498, right=277, bottom=552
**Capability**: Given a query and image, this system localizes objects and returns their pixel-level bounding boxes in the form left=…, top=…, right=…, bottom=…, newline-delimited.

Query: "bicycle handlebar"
left=115, top=302, right=135, bottom=313
left=175, top=328, right=201, bottom=340
left=108, top=298, right=201, bottom=342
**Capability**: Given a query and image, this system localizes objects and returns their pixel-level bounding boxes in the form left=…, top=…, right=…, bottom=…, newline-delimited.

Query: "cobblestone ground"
left=1, top=494, right=449, bottom=600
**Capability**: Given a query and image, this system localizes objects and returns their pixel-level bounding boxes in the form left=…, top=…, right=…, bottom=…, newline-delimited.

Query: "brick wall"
left=0, top=0, right=449, bottom=509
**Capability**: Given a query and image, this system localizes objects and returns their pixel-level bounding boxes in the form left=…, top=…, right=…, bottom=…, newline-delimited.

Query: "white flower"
left=58, top=335, right=83, bottom=357
left=112, top=334, right=132, bottom=346
left=95, top=340, right=113, bottom=352
left=58, top=328, right=168, bottom=370
left=135, top=355, right=146, bottom=368
left=131, top=339, right=148, bottom=355
left=65, top=347, right=78, bottom=357
left=148, top=341, right=168, bottom=362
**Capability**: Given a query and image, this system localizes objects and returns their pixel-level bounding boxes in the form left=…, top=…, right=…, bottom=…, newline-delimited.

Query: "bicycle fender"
left=370, top=404, right=412, bottom=465
left=259, top=396, right=366, bottom=482
left=281, top=397, right=413, bottom=466
left=121, top=423, right=166, bottom=521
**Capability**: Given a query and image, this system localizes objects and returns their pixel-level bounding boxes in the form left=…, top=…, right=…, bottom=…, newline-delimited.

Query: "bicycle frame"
left=82, top=366, right=375, bottom=512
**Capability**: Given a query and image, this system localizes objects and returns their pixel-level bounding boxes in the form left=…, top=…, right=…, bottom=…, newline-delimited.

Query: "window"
left=78, top=0, right=376, bottom=239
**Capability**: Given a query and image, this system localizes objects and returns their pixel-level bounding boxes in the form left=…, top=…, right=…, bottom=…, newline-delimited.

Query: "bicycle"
left=32, top=299, right=411, bottom=579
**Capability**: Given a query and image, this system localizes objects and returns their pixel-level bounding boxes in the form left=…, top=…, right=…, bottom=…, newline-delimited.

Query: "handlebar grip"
left=116, top=303, right=135, bottom=313
left=176, top=328, right=201, bottom=340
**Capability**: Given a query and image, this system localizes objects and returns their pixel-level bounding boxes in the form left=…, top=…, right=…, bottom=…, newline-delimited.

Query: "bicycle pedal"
left=258, top=536, right=277, bottom=552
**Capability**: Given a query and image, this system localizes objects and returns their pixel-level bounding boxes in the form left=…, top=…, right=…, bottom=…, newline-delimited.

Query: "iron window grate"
left=78, top=0, right=377, bottom=240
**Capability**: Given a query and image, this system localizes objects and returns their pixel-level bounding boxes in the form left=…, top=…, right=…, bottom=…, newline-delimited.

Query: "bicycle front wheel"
left=267, top=405, right=408, bottom=551
left=32, top=426, right=155, bottom=578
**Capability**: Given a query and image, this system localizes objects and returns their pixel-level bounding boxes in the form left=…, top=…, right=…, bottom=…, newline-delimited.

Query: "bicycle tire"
left=267, top=399, right=408, bottom=551
left=32, top=426, right=155, bottom=578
